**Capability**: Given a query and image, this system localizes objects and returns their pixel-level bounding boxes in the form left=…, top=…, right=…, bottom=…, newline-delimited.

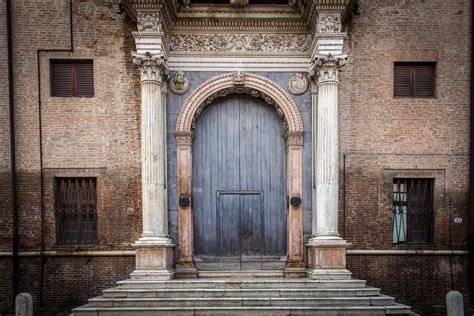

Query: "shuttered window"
left=394, top=62, right=435, bottom=97
left=55, top=177, right=97, bottom=244
left=51, top=60, right=94, bottom=97
left=392, top=178, right=434, bottom=244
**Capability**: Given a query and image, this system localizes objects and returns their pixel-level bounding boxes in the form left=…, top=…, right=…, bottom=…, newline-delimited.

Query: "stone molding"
left=309, top=53, right=347, bottom=84
left=176, top=72, right=304, bottom=133
left=170, top=33, right=311, bottom=53
left=132, top=51, right=168, bottom=83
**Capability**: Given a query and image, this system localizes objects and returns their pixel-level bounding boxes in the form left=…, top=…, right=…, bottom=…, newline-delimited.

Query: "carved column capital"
left=133, top=51, right=168, bottom=84
left=309, top=53, right=347, bottom=85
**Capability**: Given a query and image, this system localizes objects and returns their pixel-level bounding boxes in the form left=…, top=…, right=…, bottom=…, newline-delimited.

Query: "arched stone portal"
left=175, top=72, right=304, bottom=277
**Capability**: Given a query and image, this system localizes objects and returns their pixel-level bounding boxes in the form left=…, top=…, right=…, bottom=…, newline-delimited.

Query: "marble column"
left=131, top=51, right=174, bottom=280
left=307, top=54, right=350, bottom=280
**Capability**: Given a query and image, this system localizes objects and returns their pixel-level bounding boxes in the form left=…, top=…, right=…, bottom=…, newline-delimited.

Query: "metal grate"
left=392, top=178, right=434, bottom=244
left=55, top=177, right=97, bottom=244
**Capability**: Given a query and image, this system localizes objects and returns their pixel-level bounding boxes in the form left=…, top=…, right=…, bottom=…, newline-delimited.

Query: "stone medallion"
left=169, top=71, right=190, bottom=95
left=288, top=73, right=308, bottom=95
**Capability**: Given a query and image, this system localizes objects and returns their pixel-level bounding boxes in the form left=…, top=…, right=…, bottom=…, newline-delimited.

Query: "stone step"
left=116, top=278, right=367, bottom=289
left=103, top=287, right=381, bottom=298
left=87, top=295, right=396, bottom=308
left=72, top=303, right=414, bottom=316
left=197, top=270, right=285, bottom=278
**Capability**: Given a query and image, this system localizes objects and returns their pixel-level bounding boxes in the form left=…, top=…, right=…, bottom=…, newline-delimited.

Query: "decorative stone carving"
left=132, top=51, right=168, bottom=83
left=230, top=0, right=249, bottom=5
left=175, top=132, right=193, bottom=146
left=234, top=71, right=245, bottom=86
left=176, top=72, right=303, bottom=133
left=137, top=13, right=163, bottom=32
left=169, top=71, right=190, bottom=95
left=317, top=12, right=341, bottom=34
left=286, top=132, right=304, bottom=146
left=170, top=34, right=310, bottom=53
left=309, top=54, right=347, bottom=84
left=288, top=73, right=309, bottom=95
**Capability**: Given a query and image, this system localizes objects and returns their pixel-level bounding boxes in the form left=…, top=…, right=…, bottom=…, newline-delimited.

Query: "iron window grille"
left=55, top=177, right=97, bottom=244
left=50, top=60, right=94, bottom=97
left=392, top=178, right=434, bottom=244
left=394, top=62, right=436, bottom=97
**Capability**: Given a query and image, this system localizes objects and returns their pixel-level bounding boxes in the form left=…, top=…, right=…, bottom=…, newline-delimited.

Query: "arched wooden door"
left=193, top=94, right=287, bottom=270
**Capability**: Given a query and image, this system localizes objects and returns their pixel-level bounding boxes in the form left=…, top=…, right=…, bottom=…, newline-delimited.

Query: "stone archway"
left=175, top=72, right=304, bottom=277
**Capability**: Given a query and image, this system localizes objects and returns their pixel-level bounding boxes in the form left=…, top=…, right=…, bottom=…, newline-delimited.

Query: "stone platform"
left=72, top=272, right=414, bottom=315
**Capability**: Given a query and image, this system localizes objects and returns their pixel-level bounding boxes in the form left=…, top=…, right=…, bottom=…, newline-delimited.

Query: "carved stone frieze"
left=288, top=73, right=309, bottom=95
left=137, top=13, right=163, bottom=32
left=170, top=33, right=310, bottom=53
left=309, top=53, right=347, bottom=84
left=133, top=51, right=168, bottom=83
left=317, top=12, right=341, bottom=34
left=169, top=71, right=190, bottom=95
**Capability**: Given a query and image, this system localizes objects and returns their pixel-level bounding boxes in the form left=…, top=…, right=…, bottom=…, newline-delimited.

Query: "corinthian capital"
left=309, top=54, right=347, bottom=85
left=132, top=51, right=168, bottom=84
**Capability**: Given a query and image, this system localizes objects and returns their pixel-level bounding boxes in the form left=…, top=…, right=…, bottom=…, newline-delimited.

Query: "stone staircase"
left=72, top=271, right=414, bottom=315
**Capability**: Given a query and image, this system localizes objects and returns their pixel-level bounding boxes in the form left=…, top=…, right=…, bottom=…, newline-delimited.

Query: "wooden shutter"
left=394, top=62, right=435, bottom=97
left=394, top=64, right=412, bottom=97
left=51, top=61, right=73, bottom=97
left=414, top=64, right=435, bottom=97
left=76, top=61, right=94, bottom=97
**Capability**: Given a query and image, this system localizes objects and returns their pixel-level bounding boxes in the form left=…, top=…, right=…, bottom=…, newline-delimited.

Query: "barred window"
left=50, top=60, right=94, bottom=97
left=392, top=178, right=434, bottom=244
left=394, top=62, right=435, bottom=97
left=55, top=177, right=97, bottom=244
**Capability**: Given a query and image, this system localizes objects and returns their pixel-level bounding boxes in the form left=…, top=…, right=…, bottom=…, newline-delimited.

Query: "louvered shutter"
left=76, top=61, right=94, bottom=97
left=394, top=64, right=412, bottom=97
left=414, top=64, right=435, bottom=97
left=51, top=61, right=73, bottom=97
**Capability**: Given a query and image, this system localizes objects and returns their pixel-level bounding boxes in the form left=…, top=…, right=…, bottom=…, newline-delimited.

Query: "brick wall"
left=340, top=0, right=471, bottom=305
left=0, top=0, right=471, bottom=312
left=0, top=0, right=141, bottom=311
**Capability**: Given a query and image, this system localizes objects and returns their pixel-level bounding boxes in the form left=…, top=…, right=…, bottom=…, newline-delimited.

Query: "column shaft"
left=315, top=81, right=340, bottom=238
left=140, top=80, right=168, bottom=241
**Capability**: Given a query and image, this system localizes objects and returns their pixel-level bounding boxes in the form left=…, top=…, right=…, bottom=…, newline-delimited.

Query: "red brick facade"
left=0, top=0, right=471, bottom=311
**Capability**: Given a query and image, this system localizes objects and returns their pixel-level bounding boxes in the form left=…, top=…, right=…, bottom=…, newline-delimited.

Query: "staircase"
left=72, top=271, right=414, bottom=315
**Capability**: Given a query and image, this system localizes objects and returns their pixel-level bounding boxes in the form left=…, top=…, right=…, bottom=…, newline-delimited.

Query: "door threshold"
left=197, top=270, right=285, bottom=278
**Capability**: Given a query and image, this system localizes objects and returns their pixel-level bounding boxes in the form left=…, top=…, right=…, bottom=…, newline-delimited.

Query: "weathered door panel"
left=193, top=95, right=287, bottom=269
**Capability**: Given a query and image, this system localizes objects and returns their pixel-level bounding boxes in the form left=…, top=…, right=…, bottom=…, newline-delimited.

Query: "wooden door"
left=193, top=95, right=287, bottom=270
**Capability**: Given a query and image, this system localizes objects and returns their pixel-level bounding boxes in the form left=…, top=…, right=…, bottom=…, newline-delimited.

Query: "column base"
left=132, top=242, right=175, bottom=280
left=307, top=237, right=347, bottom=269
left=306, top=237, right=349, bottom=280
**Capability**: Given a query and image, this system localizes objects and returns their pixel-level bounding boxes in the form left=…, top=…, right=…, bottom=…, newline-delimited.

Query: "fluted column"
left=307, top=54, right=350, bottom=280
left=131, top=51, right=174, bottom=280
